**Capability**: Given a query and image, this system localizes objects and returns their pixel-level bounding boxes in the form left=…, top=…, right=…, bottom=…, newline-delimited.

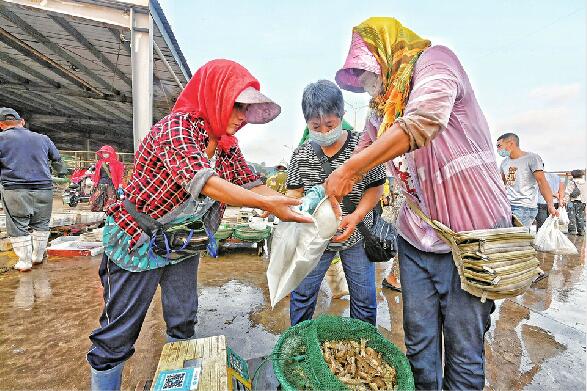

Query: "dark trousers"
left=398, top=236, right=493, bottom=390
left=0, top=188, right=53, bottom=236
left=568, top=201, right=586, bottom=235
left=87, top=254, right=199, bottom=371
left=536, top=202, right=559, bottom=230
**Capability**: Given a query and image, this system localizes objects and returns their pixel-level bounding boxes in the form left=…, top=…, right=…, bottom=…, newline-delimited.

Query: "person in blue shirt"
left=0, top=107, right=66, bottom=272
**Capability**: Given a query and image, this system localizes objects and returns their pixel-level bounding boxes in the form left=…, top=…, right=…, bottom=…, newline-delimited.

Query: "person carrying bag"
left=310, top=141, right=396, bottom=263
left=285, top=80, right=387, bottom=327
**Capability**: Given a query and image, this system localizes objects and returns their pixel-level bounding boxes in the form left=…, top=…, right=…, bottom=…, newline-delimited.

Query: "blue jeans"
left=87, top=254, right=199, bottom=371
left=398, top=236, right=493, bottom=390
left=290, top=241, right=376, bottom=325
left=511, top=205, right=538, bottom=228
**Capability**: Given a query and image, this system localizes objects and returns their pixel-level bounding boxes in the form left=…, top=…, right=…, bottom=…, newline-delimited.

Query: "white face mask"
left=358, top=71, right=383, bottom=97
left=308, top=123, right=345, bottom=147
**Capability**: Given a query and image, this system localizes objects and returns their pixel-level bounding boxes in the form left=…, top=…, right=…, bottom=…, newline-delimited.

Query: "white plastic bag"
left=266, top=197, right=338, bottom=307
left=558, top=206, right=570, bottom=226
left=534, top=216, right=577, bottom=254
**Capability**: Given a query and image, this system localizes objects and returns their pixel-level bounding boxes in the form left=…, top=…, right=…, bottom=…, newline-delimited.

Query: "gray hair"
left=301, top=80, right=344, bottom=122
left=497, top=132, right=520, bottom=146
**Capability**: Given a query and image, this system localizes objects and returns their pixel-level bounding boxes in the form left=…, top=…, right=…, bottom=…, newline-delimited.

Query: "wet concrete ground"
left=0, top=236, right=585, bottom=390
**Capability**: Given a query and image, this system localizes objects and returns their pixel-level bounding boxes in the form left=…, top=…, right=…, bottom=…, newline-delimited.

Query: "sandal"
left=382, top=278, right=402, bottom=292
left=532, top=271, right=549, bottom=284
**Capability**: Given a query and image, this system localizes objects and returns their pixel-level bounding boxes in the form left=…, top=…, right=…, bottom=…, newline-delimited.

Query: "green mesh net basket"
left=214, top=224, right=234, bottom=241
left=232, top=224, right=271, bottom=242
left=272, top=315, right=414, bottom=391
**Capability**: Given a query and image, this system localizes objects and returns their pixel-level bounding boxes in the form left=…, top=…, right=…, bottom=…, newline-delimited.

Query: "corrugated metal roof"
left=0, top=0, right=190, bottom=153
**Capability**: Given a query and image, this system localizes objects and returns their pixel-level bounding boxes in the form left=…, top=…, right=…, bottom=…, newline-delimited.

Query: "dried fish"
left=321, top=339, right=397, bottom=390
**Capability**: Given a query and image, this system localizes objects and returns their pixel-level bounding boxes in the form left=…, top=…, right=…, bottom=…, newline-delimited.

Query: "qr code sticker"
left=162, top=372, right=186, bottom=390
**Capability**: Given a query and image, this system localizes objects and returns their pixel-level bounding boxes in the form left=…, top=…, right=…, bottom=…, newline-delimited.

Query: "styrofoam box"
left=50, top=235, right=81, bottom=246
left=47, top=240, right=104, bottom=256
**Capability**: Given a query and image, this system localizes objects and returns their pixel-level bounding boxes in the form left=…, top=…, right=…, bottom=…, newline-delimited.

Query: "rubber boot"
left=31, top=230, right=51, bottom=265
left=90, top=363, right=124, bottom=391
left=11, top=235, right=33, bottom=272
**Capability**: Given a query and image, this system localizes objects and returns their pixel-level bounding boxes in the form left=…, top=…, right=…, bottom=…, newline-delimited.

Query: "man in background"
left=565, top=169, right=586, bottom=236
left=497, top=133, right=558, bottom=283
left=0, top=108, right=66, bottom=271
left=265, top=163, right=288, bottom=195
left=497, top=132, right=558, bottom=227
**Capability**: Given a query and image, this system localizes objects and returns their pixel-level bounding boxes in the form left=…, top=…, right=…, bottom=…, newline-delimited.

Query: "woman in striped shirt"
left=286, top=79, right=386, bottom=326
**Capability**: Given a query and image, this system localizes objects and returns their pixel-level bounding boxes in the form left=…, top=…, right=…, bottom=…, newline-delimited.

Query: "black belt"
left=122, top=199, right=162, bottom=237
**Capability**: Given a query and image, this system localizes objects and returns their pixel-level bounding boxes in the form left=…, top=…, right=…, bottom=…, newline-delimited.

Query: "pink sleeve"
left=353, top=116, right=377, bottom=154
left=395, top=52, right=463, bottom=151
left=354, top=129, right=373, bottom=154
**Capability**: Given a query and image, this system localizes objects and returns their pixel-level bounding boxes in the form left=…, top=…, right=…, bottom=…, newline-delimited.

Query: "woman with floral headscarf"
left=87, top=59, right=311, bottom=391
left=326, top=17, right=511, bottom=390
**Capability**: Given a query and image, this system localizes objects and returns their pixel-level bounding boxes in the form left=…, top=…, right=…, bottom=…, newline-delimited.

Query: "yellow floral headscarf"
left=353, top=17, right=431, bottom=137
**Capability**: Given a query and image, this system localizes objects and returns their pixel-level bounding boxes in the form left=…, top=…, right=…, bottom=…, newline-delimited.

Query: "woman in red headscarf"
left=87, top=60, right=311, bottom=390
left=88, top=145, right=125, bottom=212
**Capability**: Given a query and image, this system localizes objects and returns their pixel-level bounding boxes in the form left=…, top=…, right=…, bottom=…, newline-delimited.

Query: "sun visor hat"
left=335, top=32, right=381, bottom=93
left=235, top=87, right=281, bottom=124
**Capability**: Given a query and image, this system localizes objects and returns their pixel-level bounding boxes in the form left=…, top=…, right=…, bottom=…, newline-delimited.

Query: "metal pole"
left=154, top=40, right=184, bottom=89
left=130, top=7, right=153, bottom=151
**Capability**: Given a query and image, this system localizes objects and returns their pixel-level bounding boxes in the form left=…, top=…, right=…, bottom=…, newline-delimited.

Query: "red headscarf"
left=92, top=145, right=124, bottom=188
left=172, top=59, right=260, bottom=152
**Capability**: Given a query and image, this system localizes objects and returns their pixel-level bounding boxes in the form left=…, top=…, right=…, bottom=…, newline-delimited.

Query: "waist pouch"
left=123, top=199, right=210, bottom=261
left=407, top=199, right=540, bottom=302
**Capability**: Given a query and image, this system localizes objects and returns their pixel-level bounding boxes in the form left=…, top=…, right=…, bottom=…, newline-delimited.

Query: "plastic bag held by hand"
left=298, top=185, right=325, bottom=214
left=534, top=216, right=577, bottom=254
left=558, top=206, right=570, bottom=226
left=266, top=195, right=338, bottom=307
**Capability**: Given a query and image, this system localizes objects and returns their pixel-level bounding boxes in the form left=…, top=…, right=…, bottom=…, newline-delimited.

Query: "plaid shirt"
left=108, top=112, right=259, bottom=248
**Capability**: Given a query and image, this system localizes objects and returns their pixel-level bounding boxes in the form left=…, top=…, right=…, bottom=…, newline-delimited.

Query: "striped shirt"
left=286, top=130, right=386, bottom=250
